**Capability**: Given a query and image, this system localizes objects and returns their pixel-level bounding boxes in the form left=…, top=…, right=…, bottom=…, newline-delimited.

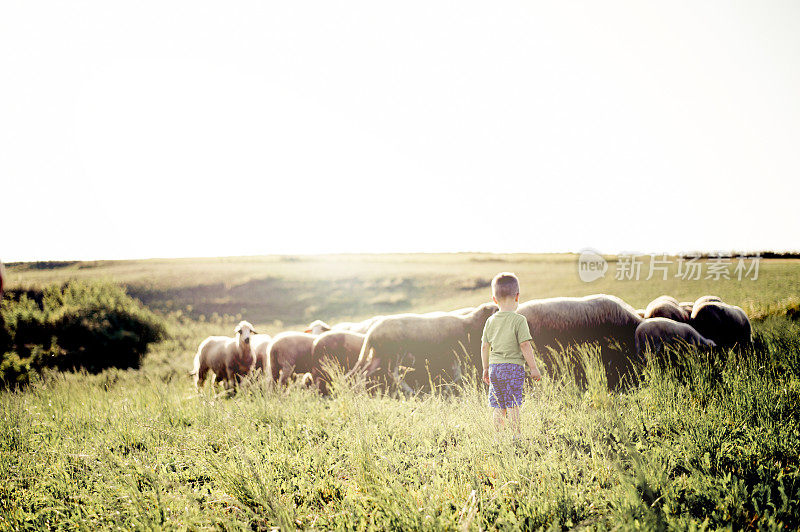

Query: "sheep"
left=251, top=334, right=273, bottom=374
left=679, top=301, right=694, bottom=314
left=332, top=316, right=389, bottom=334
left=654, top=295, right=679, bottom=305
left=635, top=309, right=646, bottom=319
left=342, top=317, right=384, bottom=334
left=191, top=321, right=257, bottom=391
left=690, top=301, right=752, bottom=349
left=306, top=320, right=332, bottom=335
left=516, top=294, right=644, bottom=388
left=310, top=330, right=366, bottom=393
left=312, top=330, right=365, bottom=371
left=517, top=294, right=643, bottom=349
left=267, top=331, right=318, bottom=386
left=308, top=308, right=472, bottom=338
left=694, top=295, right=723, bottom=307
left=635, top=317, right=716, bottom=355
left=324, top=317, right=385, bottom=334
left=644, top=295, right=690, bottom=323
left=351, top=303, right=499, bottom=392
left=306, top=317, right=383, bottom=335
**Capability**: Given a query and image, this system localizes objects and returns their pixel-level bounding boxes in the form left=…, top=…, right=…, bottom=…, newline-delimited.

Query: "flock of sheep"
left=191, top=293, right=751, bottom=393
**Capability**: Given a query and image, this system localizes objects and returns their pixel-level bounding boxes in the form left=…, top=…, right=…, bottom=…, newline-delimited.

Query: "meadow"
left=1, top=253, right=799, bottom=530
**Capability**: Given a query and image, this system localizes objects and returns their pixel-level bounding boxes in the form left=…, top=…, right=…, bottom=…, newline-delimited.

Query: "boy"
left=481, top=272, right=542, bottom=432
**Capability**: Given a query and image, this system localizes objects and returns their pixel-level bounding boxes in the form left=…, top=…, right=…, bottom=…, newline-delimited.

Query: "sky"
left=1, top=1, right=799, bottom=262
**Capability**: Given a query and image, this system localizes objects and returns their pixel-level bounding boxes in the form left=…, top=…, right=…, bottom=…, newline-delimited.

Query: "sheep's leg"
left=195, top=365, right=209, bottom=390
left=226, top=363, right=241, bottom=391
left=300, top=372, right=314, bottom=388
left=278, top=365, right=295, bottom=387
left=351, top=346, right=374, bottom=377
left=400, top=381, right=415, bottom=396
left=390, top=360, right=415, bottom=397
left=452, top=361, right=463, bottom=383
left=213, top=367, right=229, bottom=391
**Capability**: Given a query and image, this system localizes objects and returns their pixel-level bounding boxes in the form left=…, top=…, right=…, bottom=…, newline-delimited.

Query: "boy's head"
left=491, top=272, right=520, bottom=306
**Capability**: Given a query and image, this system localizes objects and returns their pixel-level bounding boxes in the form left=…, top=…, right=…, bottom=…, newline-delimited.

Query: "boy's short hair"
left=491, top=272, right=520, bottom=300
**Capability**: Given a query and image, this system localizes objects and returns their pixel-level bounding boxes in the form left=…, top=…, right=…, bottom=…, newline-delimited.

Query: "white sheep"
left=306, top=320, right=332, bottom=335
left=351, top=303, right=499, bottom=392
left=251, top=333, right=273, bottom=374
left=343, top=316, right=389, bottom=334
left=690, top=300, right=751, bottom=349
left=267, top=331, right=317, bottom=386
left=635, top=317, right=716, bottom=355
left=191, top=321, right=257, bottom=391
left=334, top=308, right=471, bottom=335
left=693, top=295, right=722, bottom=307
left=517, top=294, right=643, bottom=349
left=516, top=294, right=643, bottom=387
left=306, top=316, right=386, bottom=335
left=644, top=295, right=690, bottom=323
left=310, top=330, right=367, bottom=393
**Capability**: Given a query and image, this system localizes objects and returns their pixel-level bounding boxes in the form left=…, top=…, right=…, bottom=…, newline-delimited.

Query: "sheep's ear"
left=234, top=325, right=242, bottom=333
left=251, top=328, right=258, bottom=334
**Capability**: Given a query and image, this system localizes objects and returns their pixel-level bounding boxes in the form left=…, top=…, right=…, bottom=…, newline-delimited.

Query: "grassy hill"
left=1, top=253, right=799, bottom=529
left=6, top=253, right=799, bottom=334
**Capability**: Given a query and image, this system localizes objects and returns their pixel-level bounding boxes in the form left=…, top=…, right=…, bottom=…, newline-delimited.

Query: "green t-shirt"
left=481, top=311, right=533, bottom=366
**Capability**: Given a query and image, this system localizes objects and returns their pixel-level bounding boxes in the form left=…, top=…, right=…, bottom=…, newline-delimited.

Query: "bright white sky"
left=2, top=1, right=799, bottom=261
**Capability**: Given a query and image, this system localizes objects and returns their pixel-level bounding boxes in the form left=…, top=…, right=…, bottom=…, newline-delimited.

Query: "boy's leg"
left=490, top=364, right=516, bottom=430
left=506, top=364, right=525, bottom=435
left=507, top=405, right=521, bottom=434
left=493, top=407, right=507, bottom=429
left=488, top=364, right=505, bottom=430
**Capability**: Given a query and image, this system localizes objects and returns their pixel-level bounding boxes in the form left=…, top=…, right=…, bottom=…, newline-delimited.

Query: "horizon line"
left=4, top=248, right=800, bottom=265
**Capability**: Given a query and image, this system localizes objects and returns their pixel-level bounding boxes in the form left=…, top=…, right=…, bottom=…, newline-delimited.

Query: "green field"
left=7, top=253, right=799, bottom=331
left=2, top=254, right=800, bottom=530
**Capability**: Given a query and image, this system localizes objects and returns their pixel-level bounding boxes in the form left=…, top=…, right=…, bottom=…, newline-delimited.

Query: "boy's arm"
left=481, top=341, right=491, bottom=384
left=520, top=341, right=542, bottom=381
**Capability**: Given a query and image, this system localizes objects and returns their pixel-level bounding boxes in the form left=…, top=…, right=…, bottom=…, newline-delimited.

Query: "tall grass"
left=2, top=317, right=798, bottom=529
left=2, top=255, right=800, bottom=529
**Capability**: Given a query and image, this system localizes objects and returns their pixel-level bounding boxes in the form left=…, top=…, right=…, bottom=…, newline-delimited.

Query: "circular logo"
left=577, top=248, right=607, bottom=283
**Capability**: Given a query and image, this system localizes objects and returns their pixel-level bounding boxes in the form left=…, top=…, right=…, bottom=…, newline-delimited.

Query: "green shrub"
left=0, top=281, right=166, bottom=385
left=0, top=352, right=33, bottom=388
left=0, top=294, right=49, bottom=358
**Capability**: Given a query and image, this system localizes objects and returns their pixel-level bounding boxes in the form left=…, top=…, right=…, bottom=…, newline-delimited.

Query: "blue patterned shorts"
left=488, top=363, right=525, bottom=409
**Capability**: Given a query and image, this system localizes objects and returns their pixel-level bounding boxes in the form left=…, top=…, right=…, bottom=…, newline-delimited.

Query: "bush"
left=0, top=352, right=34, bottom=388
left=0, top=281, right=166, bottom=386
left=0, top=294, right=49, bottom=357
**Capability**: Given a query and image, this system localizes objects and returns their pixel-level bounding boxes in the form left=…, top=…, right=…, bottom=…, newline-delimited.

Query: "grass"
left=2, top=253, right=800, bottom=529
left=6, top=253, right=800, bottom=333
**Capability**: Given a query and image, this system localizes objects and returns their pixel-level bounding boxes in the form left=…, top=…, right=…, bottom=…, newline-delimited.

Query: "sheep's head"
left=305, top=320, right=331, bottom=335
left=234, top=321, right=257, bottom=345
